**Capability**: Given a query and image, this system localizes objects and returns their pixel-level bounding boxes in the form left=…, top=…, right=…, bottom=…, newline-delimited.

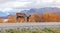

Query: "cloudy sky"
left=0, top=0, right=60, bottom=12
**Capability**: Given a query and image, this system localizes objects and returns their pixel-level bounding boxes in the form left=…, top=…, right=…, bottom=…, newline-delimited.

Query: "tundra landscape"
left=0, top=0, right=60, bottom=33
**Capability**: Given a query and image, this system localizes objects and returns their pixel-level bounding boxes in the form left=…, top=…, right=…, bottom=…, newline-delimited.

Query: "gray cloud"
left=0, top=0, right=60, bottom=12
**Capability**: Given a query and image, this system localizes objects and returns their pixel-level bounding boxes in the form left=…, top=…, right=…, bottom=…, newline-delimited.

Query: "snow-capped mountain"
left=21, top=7, right=60, bottom=15
left=0, top=7, right=60, bottom=19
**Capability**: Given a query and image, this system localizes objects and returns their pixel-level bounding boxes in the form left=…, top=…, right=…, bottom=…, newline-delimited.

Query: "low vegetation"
left=5, top=28, right=60, bottom=33
left=0, top=13, right=60, bottom=23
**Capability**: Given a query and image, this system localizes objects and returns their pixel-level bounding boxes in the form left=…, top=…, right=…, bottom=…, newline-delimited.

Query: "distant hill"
left=21, top=7, right=60, bottom=15
left=0, top=7, right=60, bottom=19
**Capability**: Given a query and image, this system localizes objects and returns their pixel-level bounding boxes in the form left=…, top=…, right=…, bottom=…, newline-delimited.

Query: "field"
left=4, top=27, right=60, bottom=33
left=0, top=22, right=59, bottom=33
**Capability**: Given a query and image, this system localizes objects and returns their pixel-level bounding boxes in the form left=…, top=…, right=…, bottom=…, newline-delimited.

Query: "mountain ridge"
left=0, top=7, right=60, bottom=19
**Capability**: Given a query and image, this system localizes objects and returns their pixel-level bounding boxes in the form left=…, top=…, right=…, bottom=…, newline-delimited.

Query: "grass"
left=4, top=27, right=60, bottom=33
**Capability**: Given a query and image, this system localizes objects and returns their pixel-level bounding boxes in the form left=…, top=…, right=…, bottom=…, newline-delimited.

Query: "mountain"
left=21, top=9, right=37, bottom=16
left=0, top=7, right=60, bottom=17
left=0, top=11, right=9, bottom=17
left=0, top=14, right=16, bottom=19
left=0, top=7, right=60, bottom=19
left=0, top=16, right=8, bottom=19
left=21, top=7, right=60, bottom=16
